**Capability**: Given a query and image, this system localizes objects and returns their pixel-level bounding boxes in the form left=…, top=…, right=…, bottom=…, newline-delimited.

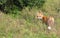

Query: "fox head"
left=36, top=11, right=44, bottom=20
left=36, top=12, right=48, bottom=24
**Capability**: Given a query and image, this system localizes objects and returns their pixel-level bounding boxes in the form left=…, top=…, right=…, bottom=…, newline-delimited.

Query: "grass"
left=0, top=0, right=60, bottom=38
left=0, top=8, right=59, bottom=38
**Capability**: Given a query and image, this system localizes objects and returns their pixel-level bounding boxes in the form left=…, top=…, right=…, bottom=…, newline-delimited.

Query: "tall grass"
left=0, top=0, right=60, bottom=38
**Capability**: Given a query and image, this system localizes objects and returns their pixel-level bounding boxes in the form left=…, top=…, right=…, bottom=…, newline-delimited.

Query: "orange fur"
left=42, top=16, right=54, bottom=26
left=36, top=11, right=54, bottom=30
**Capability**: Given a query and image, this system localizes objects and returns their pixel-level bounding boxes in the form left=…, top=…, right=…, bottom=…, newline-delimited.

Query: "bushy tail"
left=48, top=26, right=51, bottom=30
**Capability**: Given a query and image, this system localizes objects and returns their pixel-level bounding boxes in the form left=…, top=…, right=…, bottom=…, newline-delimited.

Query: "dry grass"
left=0, top=0, right=60, bottom=37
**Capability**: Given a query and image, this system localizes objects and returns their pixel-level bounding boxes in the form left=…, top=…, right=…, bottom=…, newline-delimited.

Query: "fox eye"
left=37, top=16, right=41, bottom=17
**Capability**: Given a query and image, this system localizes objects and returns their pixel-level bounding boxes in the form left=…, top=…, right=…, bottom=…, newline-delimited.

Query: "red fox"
left=36, top=11, right=54, bottom=30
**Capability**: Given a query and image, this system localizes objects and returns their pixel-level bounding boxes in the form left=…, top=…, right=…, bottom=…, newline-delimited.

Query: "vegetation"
left=0, top=0, right=45, bottom=14
left=0, top=0, right=60, bottom=38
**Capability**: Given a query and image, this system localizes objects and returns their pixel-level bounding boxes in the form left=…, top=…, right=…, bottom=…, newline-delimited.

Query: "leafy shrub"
left=0, top=0, right=45, bottom=14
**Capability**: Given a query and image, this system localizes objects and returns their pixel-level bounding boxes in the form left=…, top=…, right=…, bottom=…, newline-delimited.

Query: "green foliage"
left=0, top=0, right=7, bottom=5
left=18, top=0, right=45, bottom=8
left=0, top=0, right=45, bottom=14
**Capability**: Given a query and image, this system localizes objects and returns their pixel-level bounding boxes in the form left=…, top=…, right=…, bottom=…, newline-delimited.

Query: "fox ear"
left=39, top=10, right=43, bottom=14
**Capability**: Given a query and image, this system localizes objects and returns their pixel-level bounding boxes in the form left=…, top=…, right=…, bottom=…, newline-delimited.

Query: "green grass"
left=0, top=8, right=59, bottom=38
left=0, top=0, right=60, bottom=38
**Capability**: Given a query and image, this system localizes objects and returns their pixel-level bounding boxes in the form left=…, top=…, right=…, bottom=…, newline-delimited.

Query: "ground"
left=0, top=8, right=60, bottom=38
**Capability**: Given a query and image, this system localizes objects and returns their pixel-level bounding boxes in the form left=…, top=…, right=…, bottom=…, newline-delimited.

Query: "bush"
left=0, top=0, right=45, bottom=14
left=18, top=0, right=45, bottom=8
